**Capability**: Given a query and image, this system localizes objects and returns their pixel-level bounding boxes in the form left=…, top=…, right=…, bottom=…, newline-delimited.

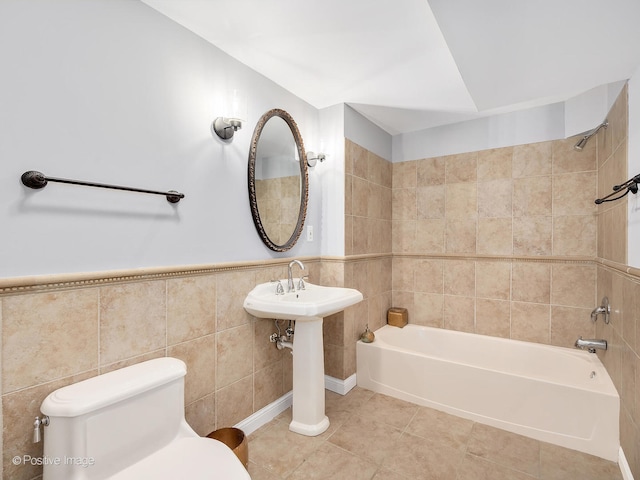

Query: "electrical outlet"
left=307, top=225, right=314, bottom=242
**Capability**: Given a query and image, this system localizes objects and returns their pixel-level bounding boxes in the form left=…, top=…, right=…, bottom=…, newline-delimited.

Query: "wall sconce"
left=306, top=151, right=326, bottom=168
left=212, top=117, right=242, bottom=140
left=212, top=89, right=247, bottom=140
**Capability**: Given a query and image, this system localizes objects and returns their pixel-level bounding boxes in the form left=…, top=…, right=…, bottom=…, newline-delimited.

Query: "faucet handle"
left=270, top=280, right=285, bottom=295
left=298, top=275, right=309, bottom=290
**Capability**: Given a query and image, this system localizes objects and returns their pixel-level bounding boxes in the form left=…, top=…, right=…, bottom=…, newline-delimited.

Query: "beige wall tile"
left=511, top=302, right=550, bottom=344
left=3, top=290, right=98, bottom=393
left=445, top=183, right=477, bottom=218
left=344, top=174, right=353, bottom=216
left=478, top=147, right=512, bottom=181
left=550, top=306, right=595, bottom=348
left=553, top=215, right=597, bottom=256
left=512, top=176, right=552, bottom=217
left=185, top=393, right=216, bottom=436
left=413, top=293, right=444, bottom=327
left=414, top=259, right=443, bottom=294
left=167, top=275, right=216, bottom=346
left=477, top=218, right=513, bottom=255
left=254, top=318, right=284, bottom=371
left=100, top=281, right=166, bottom=366
left=553, top=172, right=597, bottom=216
left=352, top=216, right=370, bottom=254
left=392, top=257, right=414, bottom=292
left=415, top=219, right=445, bottom=253
left=167, top=334, right=216, bottom=405
left=216, top=376, right=253, bottom=428
left=324, top=343, right=344, bottom=379
left=552, top=137, right=597, bottom=174
left=443, top=295, right=475, bottom=333
left=476, top=261, right=511, bottom=300
left=513, top=216, right=552, bottom=255
left=350, top=140, right=368, bottom=180
left=417, top=185, right=445, bottom=219
left=216, top=324, right=253, bottom=389
left=216, top=270, right=255, bottom=331
left=551, top=264, right=596, bottom=308
left=417, top=157, right=445, bottom=186
left=254, top=361, right=284, bottom=411
left=444, top=260, right=475, bottom=297
left=392, top=188, right=416, bottom=221
left=393, top=160, right=416, bottom=188
left=512, top=263, right=550, bottom=304
left=445, top=152, right=477, bottom=183
left=512, top=141, right=552, bottom=178
left=393, top=220, right=415, bottom=253
left=445, top=219, right=476, bottom=254
left=351, top=176, right=370, bottom=217
left=476, top=299, right=510, bottom=338
left=478, top=179, right=512, bottom=218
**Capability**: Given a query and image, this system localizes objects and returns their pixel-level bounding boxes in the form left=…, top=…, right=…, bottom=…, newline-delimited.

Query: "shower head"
left=574, top=120, right=608, bottom=151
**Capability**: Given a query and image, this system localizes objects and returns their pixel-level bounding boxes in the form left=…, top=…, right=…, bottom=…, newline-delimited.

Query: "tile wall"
left=594, top=85, right=640, bottom=478
left=0, top=262, right=317, bottom=480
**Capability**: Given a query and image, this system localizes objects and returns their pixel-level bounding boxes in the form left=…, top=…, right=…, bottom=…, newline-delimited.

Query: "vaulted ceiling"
left=141, top=0, right=640, bottom=134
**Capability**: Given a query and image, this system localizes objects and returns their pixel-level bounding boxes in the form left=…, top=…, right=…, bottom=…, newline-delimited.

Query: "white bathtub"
left=356, top=324, right=620, bottom=461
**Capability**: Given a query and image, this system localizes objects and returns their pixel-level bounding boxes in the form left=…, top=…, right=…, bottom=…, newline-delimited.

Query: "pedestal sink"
left=244, top=280, right=363, bottom=436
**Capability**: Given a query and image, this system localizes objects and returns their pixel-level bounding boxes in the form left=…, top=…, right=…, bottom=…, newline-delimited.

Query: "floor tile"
left=380, top=432, right=464, bottom=480
left=456, top=454, right=538, bottom=480
left=288, top=443, right=378, bottom=480
left=405, top=406, right=474, bottom=450
left=358, top=393, right=419, bottom=430
left=328, top=414, right=403, bottom=465
left=539, top=442, right=623, bottom=480
left=466, top=422, right=540, bottom=476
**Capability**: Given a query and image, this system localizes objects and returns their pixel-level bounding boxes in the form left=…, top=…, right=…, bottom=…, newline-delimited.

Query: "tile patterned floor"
left=247, top=387, right=623, bottom=480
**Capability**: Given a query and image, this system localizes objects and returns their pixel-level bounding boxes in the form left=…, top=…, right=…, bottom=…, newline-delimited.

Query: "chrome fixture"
left=33, top=415, right=49, bottom=443
left=298, top=275, right=309, bottom=291
left=306, top=151, right=326, bottom=167
left=575, top=336, right=607, bottom=353
left=591, top=297, right=610, bottom=324
left=212, top=89, right=246, bottom=140
left=271, top=319, right=294, bottom=353
left=574, top=120, right=608, bottom=151
left=212, top=117, right=242, bottom=140
left=271, top=279, right=285, bottom=295
left=287, top=259, right=305, bottom=292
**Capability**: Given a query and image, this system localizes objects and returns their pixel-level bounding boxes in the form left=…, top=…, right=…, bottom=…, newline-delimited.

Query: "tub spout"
left=575, top=336, right=607, bottom=353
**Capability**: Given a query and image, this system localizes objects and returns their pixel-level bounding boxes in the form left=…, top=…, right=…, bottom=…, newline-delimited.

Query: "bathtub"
left=356, top=324, right=620, bottom=461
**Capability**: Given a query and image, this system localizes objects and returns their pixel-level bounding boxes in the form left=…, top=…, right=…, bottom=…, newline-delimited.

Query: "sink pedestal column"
left=289, top=316, right=329, bottom=436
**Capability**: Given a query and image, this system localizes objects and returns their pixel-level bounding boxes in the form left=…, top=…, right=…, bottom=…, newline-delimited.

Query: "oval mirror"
left=248, top=109, right=308, bottom=252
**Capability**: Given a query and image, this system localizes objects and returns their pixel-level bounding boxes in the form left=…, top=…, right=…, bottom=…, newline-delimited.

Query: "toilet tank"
left=41, top=357, right=196, bottom=480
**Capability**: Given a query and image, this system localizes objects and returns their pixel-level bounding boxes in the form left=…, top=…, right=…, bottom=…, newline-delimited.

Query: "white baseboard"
left=232, top=375, right=357, bottom=436
left=234, top=391, right=292, bottom=436
left=325, top=373, right=357, bottom=395
left=620, top=447, right=635, bottom=480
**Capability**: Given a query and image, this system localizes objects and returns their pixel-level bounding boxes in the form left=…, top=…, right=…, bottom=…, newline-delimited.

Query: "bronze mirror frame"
left=248, top=108, right=309, bottom=252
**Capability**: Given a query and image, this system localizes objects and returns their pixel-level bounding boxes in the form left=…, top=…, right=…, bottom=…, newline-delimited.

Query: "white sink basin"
left=243, top=280, right=363, bottom=321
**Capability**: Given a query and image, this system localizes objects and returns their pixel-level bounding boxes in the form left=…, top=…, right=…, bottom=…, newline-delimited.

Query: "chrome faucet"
left=287, top=259, right=305, bottom=292
left=590, top=297, right=610, bottom=323
left=575, top=336, right=607, bottom=353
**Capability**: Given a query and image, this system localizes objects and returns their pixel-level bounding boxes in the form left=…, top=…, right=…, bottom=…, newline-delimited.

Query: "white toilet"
left=39, top=357, right=250, bottom=479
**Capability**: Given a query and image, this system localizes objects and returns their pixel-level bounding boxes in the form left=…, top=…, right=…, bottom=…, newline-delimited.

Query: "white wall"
left=392, top=102, right=565, bottom=162
left=0, top=0, right=324, bottom=278
left=628, top=67, right=640, bottom=268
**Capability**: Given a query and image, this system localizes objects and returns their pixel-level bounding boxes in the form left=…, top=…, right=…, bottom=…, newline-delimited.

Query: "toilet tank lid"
left=41, top=357, right=187, bottom=417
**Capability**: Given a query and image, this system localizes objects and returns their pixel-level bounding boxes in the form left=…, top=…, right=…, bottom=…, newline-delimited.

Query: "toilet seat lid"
left=109, top=437, right=250, bottom=480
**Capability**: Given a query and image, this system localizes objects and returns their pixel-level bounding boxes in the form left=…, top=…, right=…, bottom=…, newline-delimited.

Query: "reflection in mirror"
left=248, top=109, right=308, bottom=252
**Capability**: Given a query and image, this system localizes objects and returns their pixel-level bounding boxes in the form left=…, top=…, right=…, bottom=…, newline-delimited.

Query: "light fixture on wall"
left=212, top=89, right=247, bottom=140
left=306, top=151, right=326, bottom=167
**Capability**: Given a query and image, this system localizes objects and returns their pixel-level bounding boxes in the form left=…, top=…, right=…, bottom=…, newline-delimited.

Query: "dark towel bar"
left=595, top=173, right=640, bottom=204
left=21, top=170, right=184, bottom=203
